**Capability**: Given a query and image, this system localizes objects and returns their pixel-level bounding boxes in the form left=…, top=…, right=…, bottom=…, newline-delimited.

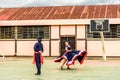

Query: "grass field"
left=0, top=57, right=120, bottom=80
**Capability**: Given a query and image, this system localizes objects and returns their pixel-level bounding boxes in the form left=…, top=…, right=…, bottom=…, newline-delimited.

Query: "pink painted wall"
left=0, top=24, right=120, bottom=57
left=87, top=41, right=102, bottom=56
left=51, top=40, right=60, bottom=56
left=87, top=41, right=120, bottom=56
left=51, top=25, right=59, bottom=39
left=42, top=41, right=50, bottom=56
left=77, top=40, right=86, bottom=51
left=77, top=25, right=85, bottom=39
left=61, top=25, right=75, bottom=35
left=17, top=41, right=35, bottom=56
left=105, top=41, right=120, bottom=56
left=1, top=19, right=120, bottom=26
left=17, top=41, right=49, bottom=56
left=51, top=25, right=60, bottom=56
left=76, top=25, right=86, bottom=53
left=0, top=41, right=15, bottom=55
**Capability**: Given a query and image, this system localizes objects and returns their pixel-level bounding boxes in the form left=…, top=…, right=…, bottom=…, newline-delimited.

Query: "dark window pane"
left=17, top=26, right=50, bottom=39
left=87, top=24, right=120, bottom=38
left=0, top=26, right=15, bottom=39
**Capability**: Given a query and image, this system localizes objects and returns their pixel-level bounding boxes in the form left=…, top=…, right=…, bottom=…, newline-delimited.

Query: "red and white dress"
left=54, top=46, right=87, bottom=66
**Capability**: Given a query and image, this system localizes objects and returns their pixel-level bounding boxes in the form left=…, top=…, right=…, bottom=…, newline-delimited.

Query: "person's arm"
left=34, top=43, right=38, bottom=51
left=41, top=43, right=44, bottom=52
left=65, top=46, right=72, bottom=52
left=39, top=43, right=44, bottom=53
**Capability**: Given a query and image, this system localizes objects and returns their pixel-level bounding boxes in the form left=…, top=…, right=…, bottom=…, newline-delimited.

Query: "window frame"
left=17, top=25, right=50, bottom=40
left=86, top=24, right=120, bottom=41
left=0, top=25, right=50, bottom=40
left=0, top=26, right=15, bottom=40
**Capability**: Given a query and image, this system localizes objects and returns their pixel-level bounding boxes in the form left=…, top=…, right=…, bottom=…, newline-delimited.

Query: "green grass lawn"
left=0, top=57, right=120, bottom=80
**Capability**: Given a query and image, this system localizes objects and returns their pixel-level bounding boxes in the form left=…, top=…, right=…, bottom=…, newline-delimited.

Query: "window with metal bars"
left=87, top=24, right=120, bottom=38
left=17, top=26, right=50, bottom=39
left=0, top=26, right=15, bottom=39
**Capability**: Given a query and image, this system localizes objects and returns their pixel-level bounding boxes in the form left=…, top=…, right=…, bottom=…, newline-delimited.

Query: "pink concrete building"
left=0, top=5, right=120, bottom=57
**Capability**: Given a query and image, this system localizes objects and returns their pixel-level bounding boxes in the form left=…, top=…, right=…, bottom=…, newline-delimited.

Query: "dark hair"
left=37, top=37, right=42, bottom=42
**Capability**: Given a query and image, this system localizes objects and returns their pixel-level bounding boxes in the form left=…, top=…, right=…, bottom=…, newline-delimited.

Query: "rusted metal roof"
left=0, top=5, right=120, bottom=20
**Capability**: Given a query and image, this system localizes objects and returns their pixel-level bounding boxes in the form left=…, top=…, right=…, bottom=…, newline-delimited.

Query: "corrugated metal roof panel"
left=118, top=5, right=120, bottom=18
left=80, top=6, right=88, bottom=19
left=93, top=5, right=101, bottom=18
left=48, top=6, right=73, bottom=19
left=111, top=5, right=117, bottom=18
left=99, top=5, right=106, bottom=18
left=0, top=5, right=120, bottom=20
left=106, top=5, right=112, bottom=18
left=70, top=6, right=84, bottom=19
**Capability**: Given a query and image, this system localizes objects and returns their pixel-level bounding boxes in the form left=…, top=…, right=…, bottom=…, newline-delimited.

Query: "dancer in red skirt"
left=54, top=41, right=87, bottom=70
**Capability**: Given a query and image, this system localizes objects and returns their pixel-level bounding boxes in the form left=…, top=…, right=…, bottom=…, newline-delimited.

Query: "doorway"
left=60, top=36, right=75, bottom=54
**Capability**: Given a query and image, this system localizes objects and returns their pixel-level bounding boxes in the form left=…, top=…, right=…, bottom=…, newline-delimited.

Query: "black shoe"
left=35, top=73, right=41, bottom=75
left=67, top=67, right=70, bottom=70
left=61, top=66, right=63, bottom=70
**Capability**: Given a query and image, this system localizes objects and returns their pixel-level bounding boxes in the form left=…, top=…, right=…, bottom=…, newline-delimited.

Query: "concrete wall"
left=51, top=40, right=60, bottom=56
left=17, top=41, right=50, bottom=56
left=61, top=25, right=75, bottom=35
left=51, top=25, right=60, bottom=56
left=0, top=25, right=120, bottom=57
left=87, top=41, right=102, bottom=56
left=51, top=25, right=59, bottom=39
left=76, top=25, right=86, bottom=51
left=0, top=40, right=50, bottom=56
left=0, top=41, right=15, bottom=56
left=77, top=25, right=85, bottom=39
left=77, top=40, right=86, bottom=50
left=87, top=41, right=120, bottom=56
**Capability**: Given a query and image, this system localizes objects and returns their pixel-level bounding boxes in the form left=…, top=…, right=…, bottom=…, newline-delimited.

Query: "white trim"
left=0, top=18, right=120, bottom=26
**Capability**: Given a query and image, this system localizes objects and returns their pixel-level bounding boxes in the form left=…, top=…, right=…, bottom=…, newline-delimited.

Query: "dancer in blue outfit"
left=54, top=41, right=87, bottom=70
left=33, top=37, right=44, bottom=75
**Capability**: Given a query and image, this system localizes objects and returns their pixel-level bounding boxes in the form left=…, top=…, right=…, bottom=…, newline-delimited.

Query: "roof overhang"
left=0, top=18, right=120, bottom=26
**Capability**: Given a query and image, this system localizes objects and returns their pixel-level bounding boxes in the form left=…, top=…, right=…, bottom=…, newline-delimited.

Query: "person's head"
left=37, top=37, right=42, bottom=42
left=65, top=41, right=69, bottom=46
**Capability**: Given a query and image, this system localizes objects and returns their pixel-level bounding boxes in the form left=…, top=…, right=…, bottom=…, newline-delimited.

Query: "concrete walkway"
left=0, top=57, right=120, bottom=80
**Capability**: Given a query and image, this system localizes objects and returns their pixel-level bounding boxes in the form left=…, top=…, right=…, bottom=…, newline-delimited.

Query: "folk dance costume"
left=33, top=37, right=44, bottom=75
left=54, top=46, right=87, bottom=67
